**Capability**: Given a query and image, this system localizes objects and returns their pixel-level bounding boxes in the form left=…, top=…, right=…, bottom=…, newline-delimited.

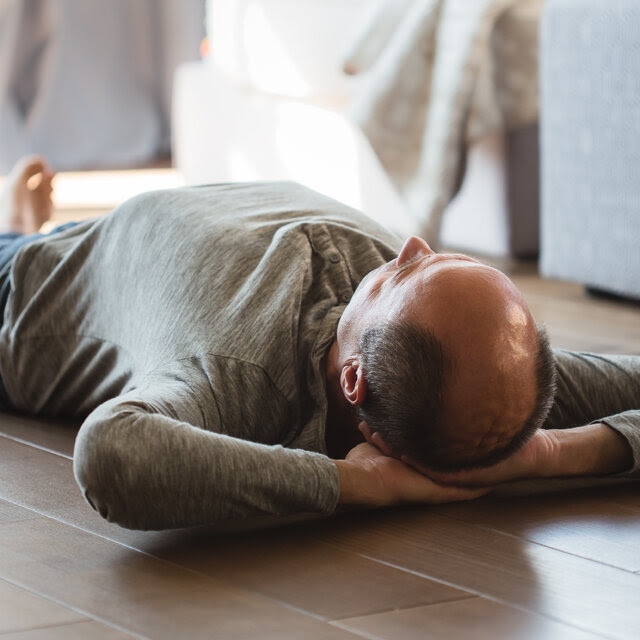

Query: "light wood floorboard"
left=439, top=484, right=640, bottom=571
left=333, top=598, right=604, bottom=640
left=0, top=578, right=85, bottom=634
left=0, top=620, right=139, bottom=640
left=318, top=507, right=640, bottom=638
left=0, top=505, right=363, bottom=640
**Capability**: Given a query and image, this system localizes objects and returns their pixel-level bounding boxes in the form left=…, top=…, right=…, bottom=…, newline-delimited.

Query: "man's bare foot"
left=0, top=156, right=55, bottom=234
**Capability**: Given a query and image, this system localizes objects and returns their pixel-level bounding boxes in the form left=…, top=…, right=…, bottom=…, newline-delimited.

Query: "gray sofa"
left=540, top=0, right=640, bottom=299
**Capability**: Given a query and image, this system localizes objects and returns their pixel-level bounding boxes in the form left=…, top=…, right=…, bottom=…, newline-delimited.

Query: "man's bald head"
left=336, top=236, right=557, bottom=470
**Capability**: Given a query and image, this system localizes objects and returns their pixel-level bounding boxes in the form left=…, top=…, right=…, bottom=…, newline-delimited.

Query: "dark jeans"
left=0, top=222, right=79, bottom=409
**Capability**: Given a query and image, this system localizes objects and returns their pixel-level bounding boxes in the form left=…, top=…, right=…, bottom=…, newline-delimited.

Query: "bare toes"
left=0, top=155, right=55, bottom=233
left=14, top=156, right=51, bottom=183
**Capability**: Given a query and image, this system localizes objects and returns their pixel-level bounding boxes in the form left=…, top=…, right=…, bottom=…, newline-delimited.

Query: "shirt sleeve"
left=72, top=368, right=340, bottom=530
left=545, top=349, right=640, bottom=475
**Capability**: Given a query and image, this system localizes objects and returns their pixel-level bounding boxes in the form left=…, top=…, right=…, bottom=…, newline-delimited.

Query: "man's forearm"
left=544, top=423, right=634, bottom=477
left=76, top=396, right=341, bottom=529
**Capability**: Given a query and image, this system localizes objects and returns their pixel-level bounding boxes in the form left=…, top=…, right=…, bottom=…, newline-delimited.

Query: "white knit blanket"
left=344, top=0, right=543, bottom=243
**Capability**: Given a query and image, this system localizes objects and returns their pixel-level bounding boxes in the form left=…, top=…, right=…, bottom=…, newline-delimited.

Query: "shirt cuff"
left=597, top=410, right=640, bottom=476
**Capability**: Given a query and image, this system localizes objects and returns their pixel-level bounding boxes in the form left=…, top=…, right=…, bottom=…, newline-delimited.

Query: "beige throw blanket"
left=344, top=0, right=543, bottom=244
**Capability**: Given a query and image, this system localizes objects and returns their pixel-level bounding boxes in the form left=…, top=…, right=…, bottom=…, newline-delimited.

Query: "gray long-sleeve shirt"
left=546, top=349, right=640, bottom=472
left=0, top=181, right=638, bottom=530
left=0, top=182, right=400, bottom=529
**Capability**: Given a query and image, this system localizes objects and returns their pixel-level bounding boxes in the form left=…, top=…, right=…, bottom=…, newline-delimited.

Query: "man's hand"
left=335, top=422, right=633, bottom=507
left=405, top=424, right=633, bottom=487
left=406, top=429, right=558, bottom=487
left=334, top=442, right=490, bottom=507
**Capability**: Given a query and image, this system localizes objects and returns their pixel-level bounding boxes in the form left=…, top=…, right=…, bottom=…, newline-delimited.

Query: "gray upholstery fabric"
left=507, top=123, right=540, bottom=258
left=0, top=0, right=205, bottom=171
left=540, top=0, right=640, bottom=299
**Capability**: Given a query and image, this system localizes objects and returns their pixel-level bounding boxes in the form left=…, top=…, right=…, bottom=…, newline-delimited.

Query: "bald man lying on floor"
left=0, top=157, right=638, bottom=530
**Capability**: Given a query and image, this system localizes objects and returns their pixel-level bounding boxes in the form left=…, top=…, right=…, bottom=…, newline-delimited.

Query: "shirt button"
left=328, top=252, right=341, bottom=264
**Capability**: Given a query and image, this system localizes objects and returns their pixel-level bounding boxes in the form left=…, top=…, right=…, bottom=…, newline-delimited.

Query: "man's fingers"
left=434, top=485, right=492, bottom=503
left=370, top=431, right=394, bottom=457
left=344, top=441, right=492, bottom=506
left=401, top=454, right=426, bottom=473
left=358, top=422, right=375, bottom=445
left=357, top=422, right=395, bottom=457
left=426, top=470, right=473, bottom=486
left=408, top=478, right=491, bottom=504
left=400, top=454, right=492, bottom=487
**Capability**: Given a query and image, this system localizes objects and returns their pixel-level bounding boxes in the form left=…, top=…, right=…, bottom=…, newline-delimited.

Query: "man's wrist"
left=334, top=459, right=371, bottom=505
left=333, top=458, right=387, bottom=506
left=543, top=423, right=633, bottom=477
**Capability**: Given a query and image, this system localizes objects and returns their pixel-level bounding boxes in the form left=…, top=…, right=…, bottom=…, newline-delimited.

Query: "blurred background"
left=1, top=0, right=639, bottom=303
left=0, top=0, right=541, bottom=255
left=0, top=0, right=205, bottom=170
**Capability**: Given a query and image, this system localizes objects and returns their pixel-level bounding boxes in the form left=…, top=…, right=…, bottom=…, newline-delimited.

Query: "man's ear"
left=340, top=358, right=367, bottom=407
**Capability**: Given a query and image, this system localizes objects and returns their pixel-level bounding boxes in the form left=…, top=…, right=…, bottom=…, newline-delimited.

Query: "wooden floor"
left=1, top=172, right=640, bottom=639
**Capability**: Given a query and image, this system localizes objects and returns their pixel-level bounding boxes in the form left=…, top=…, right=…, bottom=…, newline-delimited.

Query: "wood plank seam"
left=341, top=553, right=614, bottom=639
left=0, top=432, right=73, bottom=461
left=325, top=625, right=381, bottom=640
left=0, top=494, right=152, bottom=556
left=0, top=576, right=147, bottom=639
left=0, top=496, right=379, bottom=633
left=0, top=510, right=371, bottom=639
left=436, top=512, right=640, bottom=574
left=326, top=595, right=479, bottom=622
left=329, top=600, right=612, bottom=640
